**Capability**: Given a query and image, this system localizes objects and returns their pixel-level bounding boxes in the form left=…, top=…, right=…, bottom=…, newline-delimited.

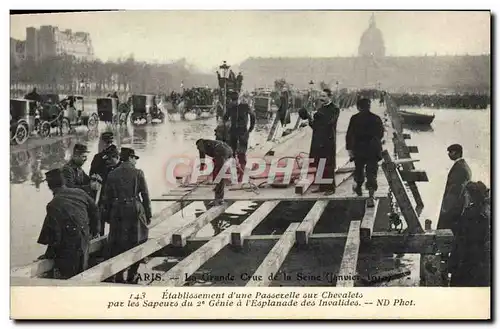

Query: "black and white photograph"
left=8, top=9, right=491, bottom=319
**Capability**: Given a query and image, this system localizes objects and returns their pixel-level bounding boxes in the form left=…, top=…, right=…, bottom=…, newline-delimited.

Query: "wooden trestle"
left=10, top=95, right=453, bottom=287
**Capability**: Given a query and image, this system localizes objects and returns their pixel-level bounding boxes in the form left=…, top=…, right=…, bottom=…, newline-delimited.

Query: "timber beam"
left=360, top=199, right=380, bottom=242
left=246, top=223, right=299, bottom=287
left=399, top=170, right=429, bottom=183
left=336, top=220, right=361, bottom=287
left=231, top=201, right=280, bottom=246
left=295, top=200, right=329, bottom=245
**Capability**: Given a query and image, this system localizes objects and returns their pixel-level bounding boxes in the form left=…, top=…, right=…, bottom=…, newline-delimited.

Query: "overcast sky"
left=10, top=11, right=491, bottom=72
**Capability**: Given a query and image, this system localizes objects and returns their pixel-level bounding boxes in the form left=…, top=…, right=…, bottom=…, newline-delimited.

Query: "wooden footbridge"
left=11, top=94, right=453, bottom=287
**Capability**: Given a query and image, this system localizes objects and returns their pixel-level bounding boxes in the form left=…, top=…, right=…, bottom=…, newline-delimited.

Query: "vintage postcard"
left=9, top=10, right=491, bottom=320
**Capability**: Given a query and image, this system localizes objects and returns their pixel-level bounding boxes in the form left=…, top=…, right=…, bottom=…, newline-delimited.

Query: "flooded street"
left=10, top=107, right=491, bottom=268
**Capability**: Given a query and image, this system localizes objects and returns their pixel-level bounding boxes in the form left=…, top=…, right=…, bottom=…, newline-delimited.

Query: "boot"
left=366, top=189, right=375, bottom=207
left=237, top=153, right=247, bottom=182
left=353, top=183, right=363, bottom=196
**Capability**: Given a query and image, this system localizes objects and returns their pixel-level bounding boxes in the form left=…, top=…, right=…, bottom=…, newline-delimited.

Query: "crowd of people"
left=37, top=132, right=151, bottom=284
left=391, top=92, right=490, bottom=109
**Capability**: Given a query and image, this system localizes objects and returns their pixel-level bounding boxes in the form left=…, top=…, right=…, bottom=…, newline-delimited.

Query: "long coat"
left=308, top=102, right=340, bottom=177
left=449, top=202, right=490, bottom=286
left=104, top=162, right=152, bottom=257
left=437, top=159, right=472, bottom=232
left=346, top=110, right=384, bottom=160
left=37, top=187, right=100, bottom=279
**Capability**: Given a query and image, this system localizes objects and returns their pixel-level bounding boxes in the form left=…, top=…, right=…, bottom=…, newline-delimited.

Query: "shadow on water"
left=9, top=130, right=100, bottom=188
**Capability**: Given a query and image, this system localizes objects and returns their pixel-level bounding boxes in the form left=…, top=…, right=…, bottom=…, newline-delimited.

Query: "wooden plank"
left=399, top=170, right=429, bottom=182
left=10, top=276, right=123, bottom=287
left=293, top=115, right=302, bottom=130
left=381, top=150, right=423, bottom=233
left=153, top=226, right=237, bottom=287
left=402, top=133, right=411, bottom=140
left=190, top=229, right=454, bottom=254
left=407, top=145, right=419, bottom=153
left=69, top=206, right=210, bottom=283
left=360, top=199, right=380, bottom=242
left=11, top=201, right=192, bottom=278
left=420, top=219, right=446, bottom=286
left=10, top=236, right=108, bottom=278
left=295, top=200, right=329, bottom=245
left=231, top=201, right=280, bottom=246
left=171, top=202, right=233, bottom=247
left=294, top=173, right=315, bottom=194
left=336, top=220, right=361, bottom=287
left=246, top=223, right=300, bottom=287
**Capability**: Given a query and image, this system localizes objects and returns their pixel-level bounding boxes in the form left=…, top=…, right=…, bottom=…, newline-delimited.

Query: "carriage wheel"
left=61, top=118, right=71, bottom=135
left=87, top=114, right=99, bottom=130
left=14, top=123, right=29, bottom=145
left=39, top=122, right=51, bottom=138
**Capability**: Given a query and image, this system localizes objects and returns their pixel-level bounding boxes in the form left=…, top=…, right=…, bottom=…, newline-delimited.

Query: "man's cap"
left=73, top=143, right=89, bottom=154
left=45, top=168, right=65, bottom=186
left=102, top=144, right=119, bottom=159
left=120, top=147, right=139, bottom=160
left=101, top=131, right=114, bottom=142
left=447, top=144, right=463, bottom=153
left=45, top=168, right=63, bottom=180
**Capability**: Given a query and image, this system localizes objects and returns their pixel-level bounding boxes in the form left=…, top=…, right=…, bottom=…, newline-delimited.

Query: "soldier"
left=62, top=143, right=97, bottom=196
left=306, top=88, right=341, bottom=194
left=90, top=132, right=115, bottom=182
left=37, top=169, right=100, bottom=279
left=346, top=98, right=385, bottom=207
left=104, top=147, right=151, bottom=284
left=223, top=91, right=256, bottom=182
left=196, top=138, right=234, bottom=204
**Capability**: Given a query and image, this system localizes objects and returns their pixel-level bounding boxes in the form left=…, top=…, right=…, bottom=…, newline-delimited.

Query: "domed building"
left=358, top=14, right=385, bottom=59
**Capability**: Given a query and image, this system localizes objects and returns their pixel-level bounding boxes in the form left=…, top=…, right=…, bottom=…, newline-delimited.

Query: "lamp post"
left=218, top=60, right=230, bottom=117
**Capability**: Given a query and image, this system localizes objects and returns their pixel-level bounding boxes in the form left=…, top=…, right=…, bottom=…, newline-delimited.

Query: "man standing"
left=37, top=169, right=100, bottom=279
left=62, top=143, right=96, bottom=196
left=223, top=91, right=256, bottom=181
left=196, top=138, right=234, bottom=204
left=104, top=147, right=151, bottom=283
left=346, top=98, right=385, bottom=207
left=437, top=144, right=472, bottom=233
left=90, top=132, right=115, bottom=184
left=307, top=89, right=341, bottom=194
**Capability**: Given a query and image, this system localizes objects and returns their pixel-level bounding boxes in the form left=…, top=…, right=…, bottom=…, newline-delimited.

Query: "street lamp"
left=218, top=60, right=230, bottom=117
left=336, top=81, right=339, bottom=95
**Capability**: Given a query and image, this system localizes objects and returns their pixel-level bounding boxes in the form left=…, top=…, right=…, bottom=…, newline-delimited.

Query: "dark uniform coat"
left=449, top=201, right=491, bottom=286
left=308, top=102, right=341, bottom=175
left=37, top=187, right=100, bottom=279
left=437, top=159, right=472, bottom=232
left=62, top=160, right=92, bottom=196
left=346, top=111, right=384, bottom=160
left=104, top=162, right=152, bottom=257
left=223, top=103, right=256, bottom=155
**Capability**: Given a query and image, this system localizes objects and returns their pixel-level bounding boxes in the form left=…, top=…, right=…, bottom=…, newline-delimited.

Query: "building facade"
left=21, top=25, right=94, bottom=62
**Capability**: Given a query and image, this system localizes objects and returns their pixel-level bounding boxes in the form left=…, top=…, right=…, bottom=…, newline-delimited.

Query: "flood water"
left=9, top=104, right=491, bottom=268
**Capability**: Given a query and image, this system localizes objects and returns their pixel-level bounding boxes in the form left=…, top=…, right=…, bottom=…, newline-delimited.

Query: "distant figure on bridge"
left=223, top=91, right=256, bottom=182
left=36, top=168, right=100, bottom=279
left=449, top=181, right=490, bottom=287
left=346, top=98, right=384, bottom=207
left=437, top=144, right=472, bottom=234
left=24, top=87, right=42, bottom=103
left=306, top=88, right=340, bottom=195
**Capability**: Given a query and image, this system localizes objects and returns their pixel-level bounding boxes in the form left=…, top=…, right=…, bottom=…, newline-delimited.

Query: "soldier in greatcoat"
left=62, top=143, right=97, bottom=197
left=37, top=169, right=100, bottom=279
left=104, top=147, right=151, bottom=283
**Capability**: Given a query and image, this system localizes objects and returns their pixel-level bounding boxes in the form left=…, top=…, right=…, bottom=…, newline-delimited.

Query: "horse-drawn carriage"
left=97, top=97, right=131, bottom=125
left=40, top=94, right=99, bottom=133
left=130, top=94, right=165, bottom=124
left=253, top=96, right=273, bottom=120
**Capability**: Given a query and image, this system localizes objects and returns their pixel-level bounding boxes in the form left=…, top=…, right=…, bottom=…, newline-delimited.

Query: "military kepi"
left=120, top=147, right=139, bottom=160
left=103, top=144, right=119, bottom=159
left=101, top=131, right=114, bottom=142
left=45, top=168, right=65, bottom=186
left=73, top=143, right=89, bottom=154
